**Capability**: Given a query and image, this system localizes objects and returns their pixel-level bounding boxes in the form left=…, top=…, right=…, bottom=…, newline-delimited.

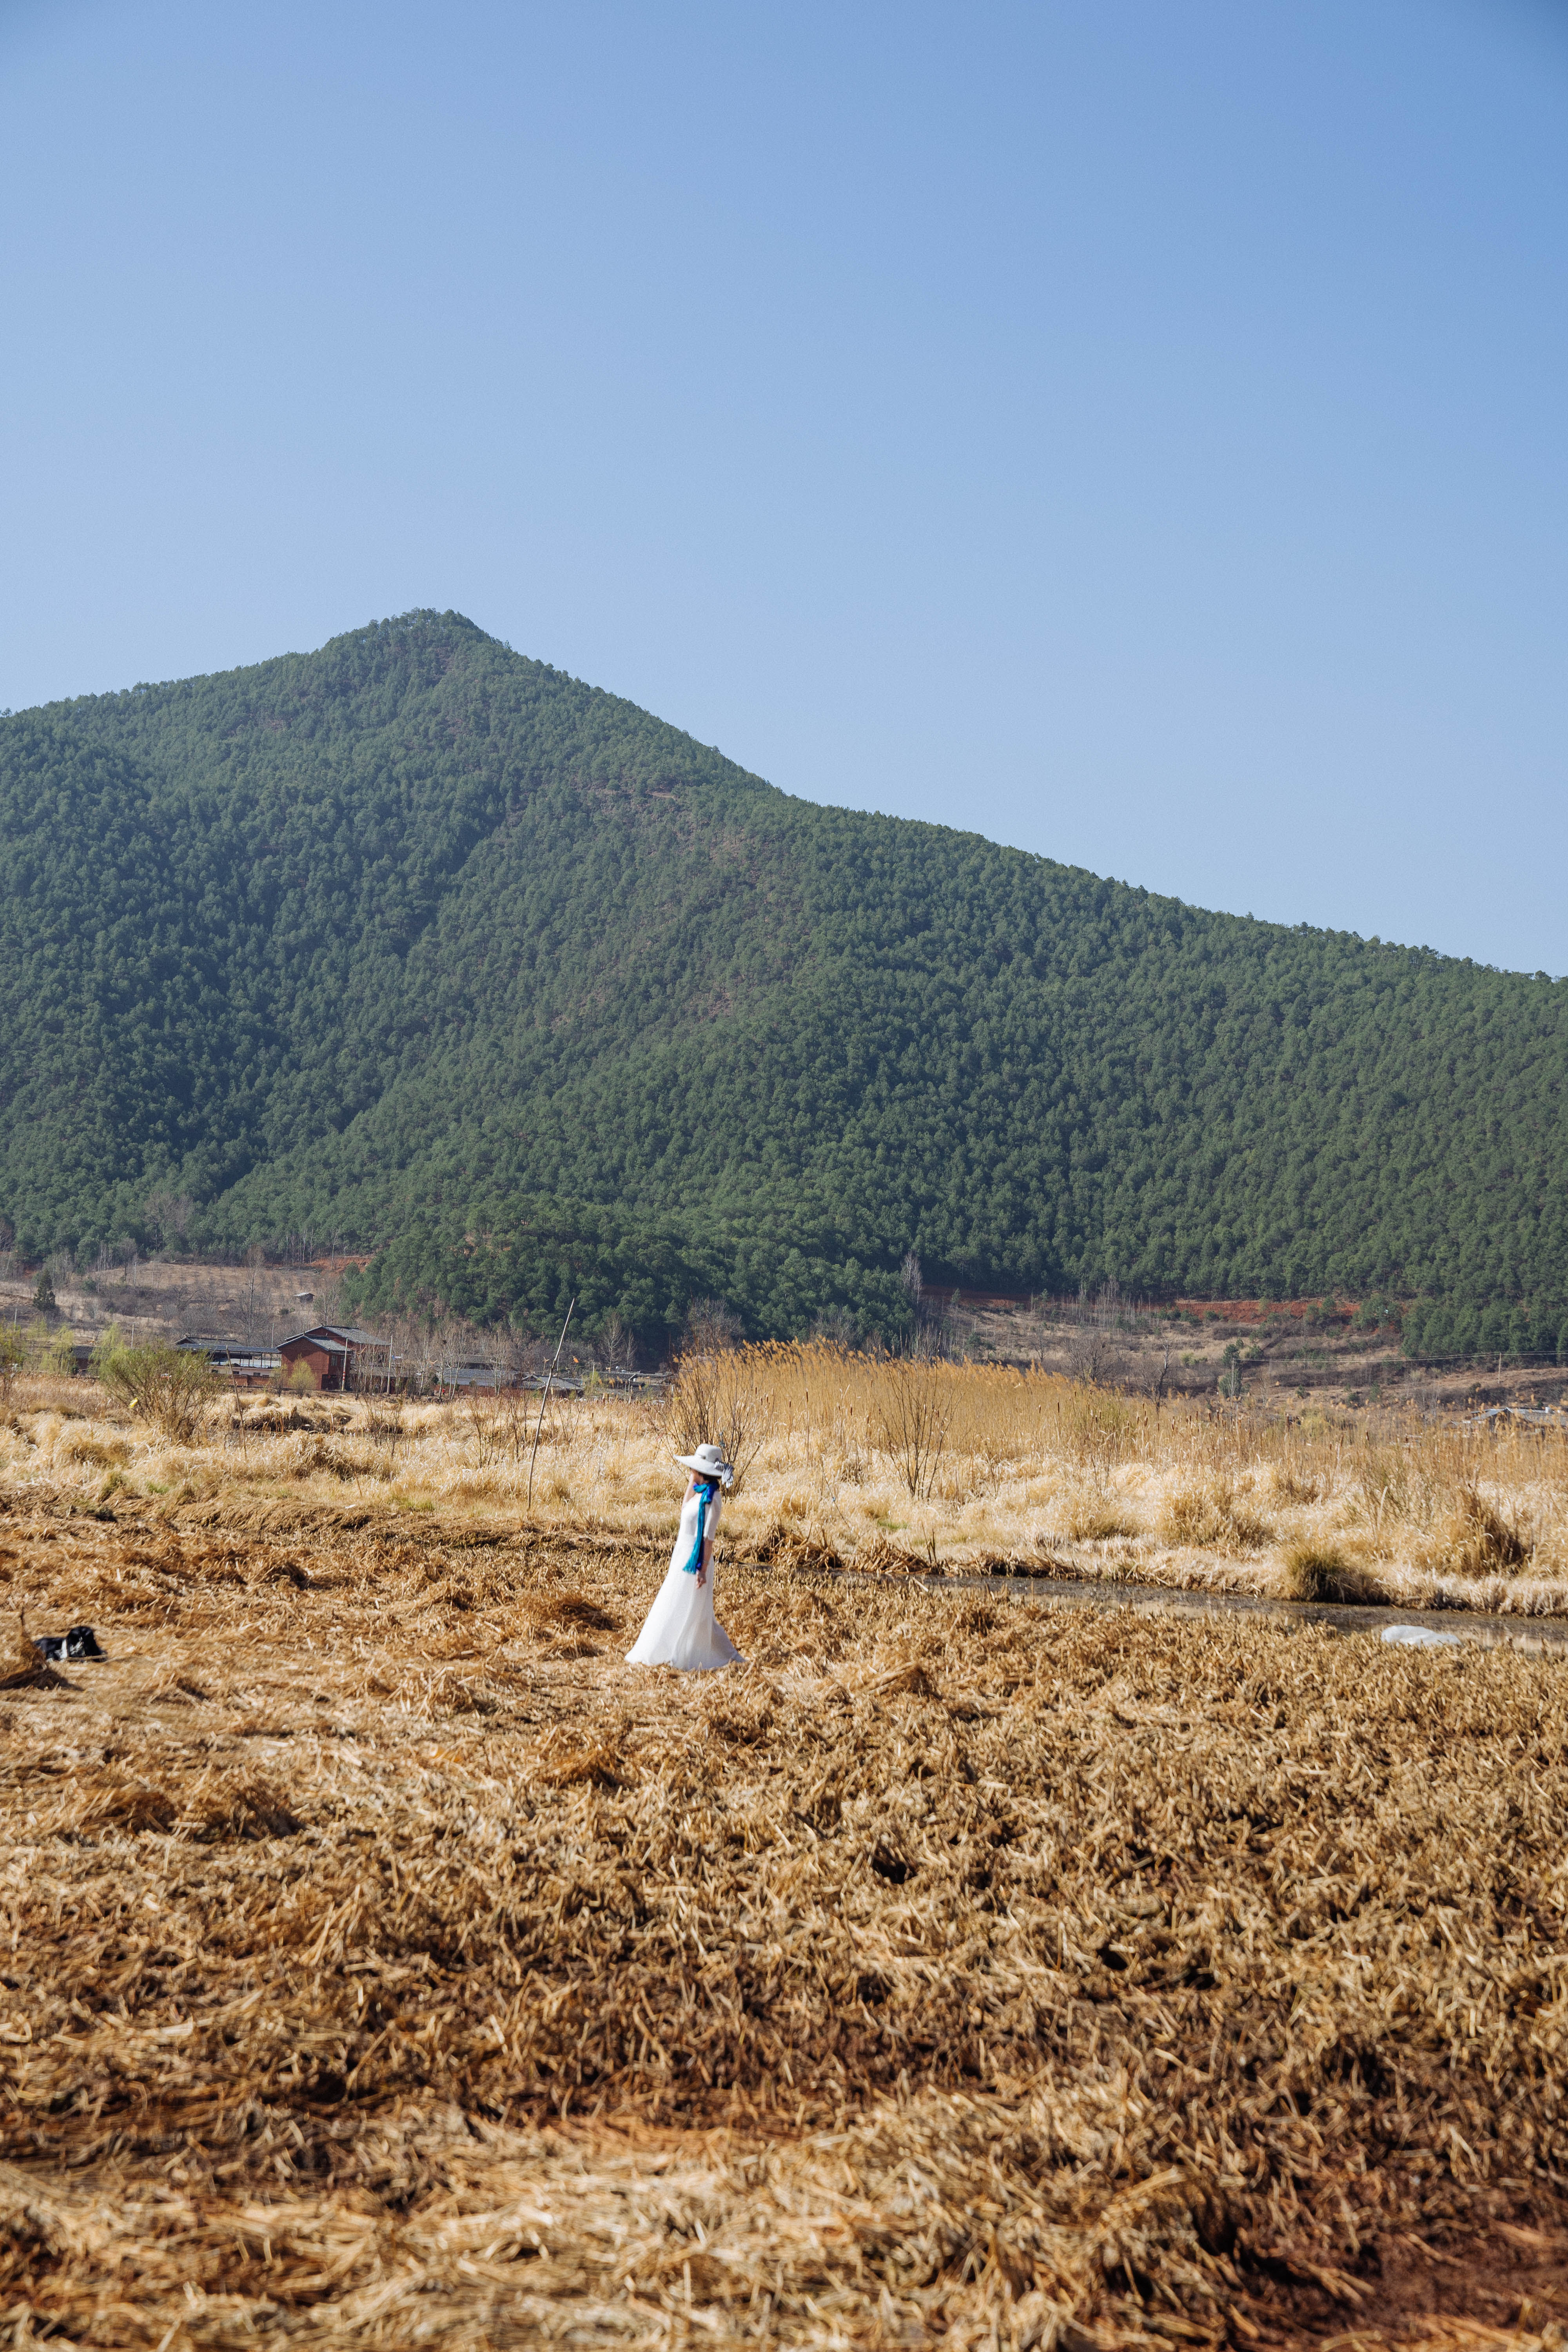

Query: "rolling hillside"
left=2, top=608, right=1565, bottom=1352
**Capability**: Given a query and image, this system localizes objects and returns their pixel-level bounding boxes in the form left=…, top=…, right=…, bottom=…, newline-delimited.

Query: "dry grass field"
left=3, top=1355, right=1568, bottom=2346
left=7, top=1343, right=1568, bottom=1614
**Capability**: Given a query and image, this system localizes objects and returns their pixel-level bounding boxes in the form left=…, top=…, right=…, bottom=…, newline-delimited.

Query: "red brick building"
left=278, top=1325, right=393, bottom=1393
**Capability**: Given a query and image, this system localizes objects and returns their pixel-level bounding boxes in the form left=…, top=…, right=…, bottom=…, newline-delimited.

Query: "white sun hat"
left=675, top=1443, right=734, bottom=1485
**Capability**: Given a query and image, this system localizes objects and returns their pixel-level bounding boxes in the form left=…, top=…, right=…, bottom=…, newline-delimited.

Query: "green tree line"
left=2, top=608, right=1565, bottom=1345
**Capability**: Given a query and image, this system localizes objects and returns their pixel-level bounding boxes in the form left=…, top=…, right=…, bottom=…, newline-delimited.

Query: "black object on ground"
left=31, top=1624, right=105, bottom=1661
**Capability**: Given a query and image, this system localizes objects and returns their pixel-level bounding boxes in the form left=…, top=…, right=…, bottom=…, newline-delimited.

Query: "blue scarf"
left=681, top=1479, right=718, bottom=1574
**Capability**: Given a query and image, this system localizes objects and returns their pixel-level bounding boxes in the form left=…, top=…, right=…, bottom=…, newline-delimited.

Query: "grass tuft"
left=1277, top=1537, right=1388, bottom=1604
left=1160, top=1475, right=1273, bottom=1553
left=1419, top=1482, right=1532, bottom=1578
left=1065, top=1499, right=1142, bottom=1542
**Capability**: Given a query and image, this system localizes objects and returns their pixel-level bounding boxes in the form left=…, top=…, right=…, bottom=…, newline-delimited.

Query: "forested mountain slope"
left=2, top=609, right=1564, bottom=1349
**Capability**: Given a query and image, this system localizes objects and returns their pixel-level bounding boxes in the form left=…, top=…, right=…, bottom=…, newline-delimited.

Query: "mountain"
left=2, top=608, right=1565, bottom=1355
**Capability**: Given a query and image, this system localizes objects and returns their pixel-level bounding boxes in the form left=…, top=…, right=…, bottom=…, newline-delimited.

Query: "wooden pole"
left=526, top=1297, right=576, bottom=1514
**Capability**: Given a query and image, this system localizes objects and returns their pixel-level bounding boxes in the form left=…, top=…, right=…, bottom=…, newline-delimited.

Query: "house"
left=435, top=1362, right=598, bottom=1396
left=278, top=1325, right=394, bottom=1394
left=175, top=1335, right=284, bottom=1391
left=443, top=1359, right=513, bottom=1392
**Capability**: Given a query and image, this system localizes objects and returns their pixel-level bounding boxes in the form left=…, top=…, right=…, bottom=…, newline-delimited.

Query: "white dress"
left=626, top=1483, right=744, bottom=1671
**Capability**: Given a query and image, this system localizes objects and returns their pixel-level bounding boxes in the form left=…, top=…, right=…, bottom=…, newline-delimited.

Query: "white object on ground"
left=1381, top=1623, right=1462, bottom=1650
left=626, top=1483, right=744, bottom=1671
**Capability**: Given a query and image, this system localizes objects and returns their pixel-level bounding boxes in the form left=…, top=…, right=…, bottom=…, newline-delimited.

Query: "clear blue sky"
left=3, top=0, right=1565, bottom=971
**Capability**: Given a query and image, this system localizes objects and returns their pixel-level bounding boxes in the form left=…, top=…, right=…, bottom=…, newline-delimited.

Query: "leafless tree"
left=143, top=1187, right=194, bottom=1252
left=660, top=1348, right=769, bottom=1492
left=681, top=1297, right=742, bottom=1357
left=810, top=1305, right=858, bottom=1352
left=236, top=1250, right=272, bottom=1346
left=873, top=1359, right=953, bottom=1498
left=596, top=1311, right=636, bottom=1374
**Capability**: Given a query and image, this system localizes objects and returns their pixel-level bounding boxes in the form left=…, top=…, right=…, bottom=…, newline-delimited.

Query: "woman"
left=625, top=1441, right=744, bottom=1671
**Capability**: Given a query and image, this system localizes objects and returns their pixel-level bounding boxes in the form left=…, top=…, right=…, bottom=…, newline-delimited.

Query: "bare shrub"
left=873, top=1359, right=953, bottom=1500
left=681, top=1297, right=743, bottom=1355
left=96, top=1341, right=217, bottom=1443
left=662, top=1348, right=771, bottom=1491
left=463, top=1392, right=508, bottom=1468
left=460, top=1385, right=556, bottom=1475
left=1066, top=1327, right=1130, bottom=1387
left=363, top=1402, right=405, bottom=1470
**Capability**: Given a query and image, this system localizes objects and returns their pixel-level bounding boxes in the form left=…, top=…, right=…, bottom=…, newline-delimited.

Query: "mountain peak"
left=0, top=621, right=1563, bottom=1346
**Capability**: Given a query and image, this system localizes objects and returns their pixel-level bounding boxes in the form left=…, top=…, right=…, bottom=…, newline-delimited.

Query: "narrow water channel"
left=796, top=1563, right=1568, bottom=1657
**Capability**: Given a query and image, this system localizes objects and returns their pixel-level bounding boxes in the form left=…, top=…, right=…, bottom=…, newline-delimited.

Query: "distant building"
left=175, top=1335, right=283, bottom=1391
left=442, top=1359, right=515, bottom=1391
left=278, top=1324, right=394, bottom=1393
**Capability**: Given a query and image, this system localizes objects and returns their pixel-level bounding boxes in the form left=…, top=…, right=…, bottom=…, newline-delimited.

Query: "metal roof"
left=176, top=1336, right=282, bottom=1368
left=283, top=1325, right=387, bottom=1348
